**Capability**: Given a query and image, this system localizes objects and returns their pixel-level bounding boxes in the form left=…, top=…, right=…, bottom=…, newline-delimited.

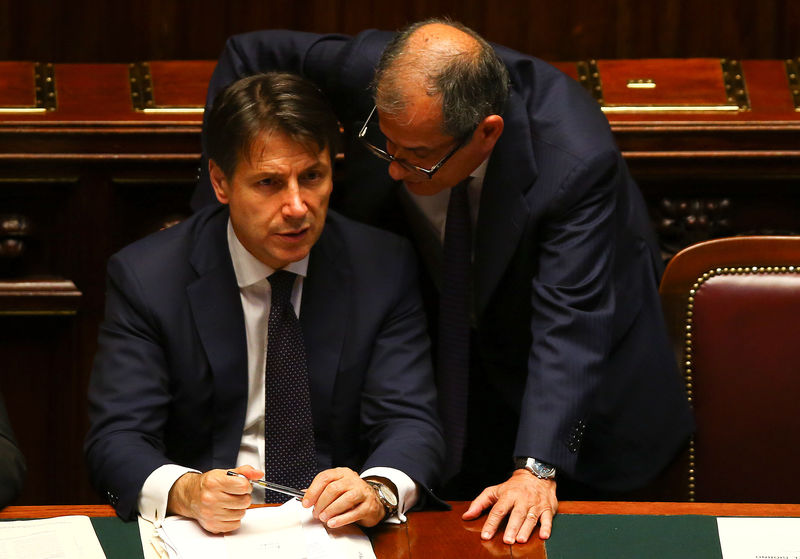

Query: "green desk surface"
left=546, top=514, right=724, bottom=559
left=91, top=517, right=144, bottom=559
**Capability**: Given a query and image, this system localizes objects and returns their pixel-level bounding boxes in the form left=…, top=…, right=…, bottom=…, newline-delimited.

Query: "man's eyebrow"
left=304, top=159, right=330, bottom=171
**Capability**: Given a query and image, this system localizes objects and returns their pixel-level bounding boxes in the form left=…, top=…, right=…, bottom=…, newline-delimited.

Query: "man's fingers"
left=303, top=468, right=349, bottom=508
left=316, top=484, right=362, bottom=522
left=233, top=464, right=264, bottom=481
left=463, top=474, right=559, bottom=542
left=198, top=517, right=244, bottom=534
left=323, top=499, right=371, bottom=528
left=462, top=487, right=497, bottom=519
left=515, top=508, right=543, bottom=543
left=199, top=469, right=252, bottom=497
left=537, top=508, right=554, bottom=540
left=479, top=500, right=511, bottom=540
left=502, top=503, right=533, bottom=544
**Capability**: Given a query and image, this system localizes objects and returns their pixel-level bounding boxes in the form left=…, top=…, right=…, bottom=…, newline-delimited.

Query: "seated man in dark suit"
left=0, top=391, right=26, bottom=508
left=190, top=19, right=694, bottom=544
left=85, top=72, right=444, bottom=533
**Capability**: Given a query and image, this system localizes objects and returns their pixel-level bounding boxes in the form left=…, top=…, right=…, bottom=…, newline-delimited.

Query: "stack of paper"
left=717, top=517, right=800, bottom=559
left=0, top=516, right=106, bottom=559
left=140, top=499, right=375, bottom=559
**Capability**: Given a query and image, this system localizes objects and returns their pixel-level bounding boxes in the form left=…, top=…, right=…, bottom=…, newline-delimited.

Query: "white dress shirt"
left=405, top=159, right=487, bottom=244
left=138, top=219, right=418, bottom=524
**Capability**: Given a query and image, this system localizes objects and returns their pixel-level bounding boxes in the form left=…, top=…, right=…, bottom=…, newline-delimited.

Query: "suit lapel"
left=187, top=208, right=249, bottom=467
left=299, top=216, right=349, bottom=449
left=397, top=186, right=443, bottom=290
left=474, top=94, right=537, bottom=316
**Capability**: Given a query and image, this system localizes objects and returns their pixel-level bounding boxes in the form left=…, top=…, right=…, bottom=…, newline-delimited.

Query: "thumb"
left=234, top=464, right=265, bottom=480
left=462, top=486, right=497, bottom=520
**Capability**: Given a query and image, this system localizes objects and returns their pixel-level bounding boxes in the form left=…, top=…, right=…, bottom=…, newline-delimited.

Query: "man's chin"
left=404, top=180, right=444, bottom=196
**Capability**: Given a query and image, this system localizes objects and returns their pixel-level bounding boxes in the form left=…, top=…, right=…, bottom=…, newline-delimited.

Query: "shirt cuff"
left=360, top=466, right=418, bottom=524
left=138, top=464, right=200, bottom=526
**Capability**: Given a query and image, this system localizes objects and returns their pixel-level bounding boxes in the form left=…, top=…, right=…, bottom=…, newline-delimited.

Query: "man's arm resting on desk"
left=302, top=466, right=417, bottom=529
left=462, top=151, right=623, bottom=544
left=139, top=464, right=263, bottom=533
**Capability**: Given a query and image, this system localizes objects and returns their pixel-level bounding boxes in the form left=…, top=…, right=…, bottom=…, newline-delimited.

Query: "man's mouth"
left=276, top=227, right=310, bottom=241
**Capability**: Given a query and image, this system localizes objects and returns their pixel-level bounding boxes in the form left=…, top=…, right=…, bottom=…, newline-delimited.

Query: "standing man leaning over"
left=85, top=72, right=444, bottom=533
left=192, top=19, right=694, bottom=544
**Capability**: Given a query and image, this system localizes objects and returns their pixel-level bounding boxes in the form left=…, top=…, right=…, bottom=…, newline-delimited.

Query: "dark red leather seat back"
left=660, top=237, right=800, bottom=503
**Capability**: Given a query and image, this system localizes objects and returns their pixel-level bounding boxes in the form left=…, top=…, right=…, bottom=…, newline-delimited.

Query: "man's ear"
left=209, top=159, right=230, bottom=205
left=475, top=115, right=504, bottom=154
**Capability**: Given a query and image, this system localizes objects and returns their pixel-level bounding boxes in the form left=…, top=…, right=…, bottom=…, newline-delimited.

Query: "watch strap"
left=514, top=456, right=557, bottom=480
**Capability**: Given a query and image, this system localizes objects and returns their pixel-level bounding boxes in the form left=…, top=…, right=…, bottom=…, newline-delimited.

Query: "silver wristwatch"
left=514, top=456, right=557, bottom=480
left=365, top=479, right=398, bottom=518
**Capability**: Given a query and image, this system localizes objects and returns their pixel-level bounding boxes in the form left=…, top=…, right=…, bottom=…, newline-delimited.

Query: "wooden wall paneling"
left=109, top=175, right=195, bottom=252
left=0, top=177, right=79, bottom=280
left=0, top=315, right=84, bottom=504
left=0, top=60, right=204, bottom=504
left=1, top=1, right=798, bottom=62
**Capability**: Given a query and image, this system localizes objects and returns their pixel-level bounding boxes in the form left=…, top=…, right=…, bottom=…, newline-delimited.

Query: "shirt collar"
left=470, top=157, right=489, bottom=182
left=226, top=219, right=309, bottom=288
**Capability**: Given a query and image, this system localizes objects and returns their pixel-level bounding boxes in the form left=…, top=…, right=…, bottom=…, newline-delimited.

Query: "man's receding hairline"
left=405, top=22, right=481, bottom=57
left=377, top=23, right=482, bottom=115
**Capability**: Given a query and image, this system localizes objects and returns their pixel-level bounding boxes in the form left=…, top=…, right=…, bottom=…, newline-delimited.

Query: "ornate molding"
left=655, top=197, right=733, bottom=259
left=0, top=278, right=81, bottom=315
left=0, top=214, right=32, bottom=259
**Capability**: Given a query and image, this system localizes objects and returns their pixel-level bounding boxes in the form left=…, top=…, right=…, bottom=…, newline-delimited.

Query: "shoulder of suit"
left=113, top=204, right=227, bottom=262
left=322, top=210, right=414, bottom=255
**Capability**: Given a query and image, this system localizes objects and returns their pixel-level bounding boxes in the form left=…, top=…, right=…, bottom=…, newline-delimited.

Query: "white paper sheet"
left=145, top=499, right=375, bottom=559
left=0, top=516, right=106, bottom=559
left=717, top=517, right=800, bottom=559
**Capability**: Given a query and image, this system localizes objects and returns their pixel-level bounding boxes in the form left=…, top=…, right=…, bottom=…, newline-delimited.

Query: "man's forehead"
left=377, top=95, right=451, bottom=146
left=244, top=130, right=329, bottom=168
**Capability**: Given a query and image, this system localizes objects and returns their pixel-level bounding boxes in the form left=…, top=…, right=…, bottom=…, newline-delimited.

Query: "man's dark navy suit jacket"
left=85, top=205, right=445, bottom=519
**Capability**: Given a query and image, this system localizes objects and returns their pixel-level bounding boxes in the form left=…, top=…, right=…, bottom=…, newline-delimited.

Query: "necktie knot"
left=268, top=270, right=296, bottom=305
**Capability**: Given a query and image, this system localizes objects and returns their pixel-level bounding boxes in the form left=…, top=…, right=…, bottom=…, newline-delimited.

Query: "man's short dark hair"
left=207, top=72, right=342, bottom=178
left=373, top=18, right=510, bottom=139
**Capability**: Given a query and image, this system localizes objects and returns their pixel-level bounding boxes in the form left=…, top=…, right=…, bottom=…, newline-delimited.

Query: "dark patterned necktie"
left=438, top=180, right=472, bottom=478
left=264, top=270, right=317, bottom=503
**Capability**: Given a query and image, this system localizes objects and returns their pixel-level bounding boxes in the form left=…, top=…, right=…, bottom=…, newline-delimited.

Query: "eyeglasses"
left=358, top=106, right=472, bottom=181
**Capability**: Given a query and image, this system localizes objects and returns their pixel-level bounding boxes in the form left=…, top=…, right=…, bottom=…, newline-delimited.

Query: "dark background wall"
left=1, top=0, right=798, bottom=63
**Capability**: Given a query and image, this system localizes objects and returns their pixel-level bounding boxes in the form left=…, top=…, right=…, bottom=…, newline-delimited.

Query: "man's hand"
left=167, top=465, right=263, bottom=533
left=462, top=470, right=558, bottom=543
left=301, top=467, right=385, bottom=528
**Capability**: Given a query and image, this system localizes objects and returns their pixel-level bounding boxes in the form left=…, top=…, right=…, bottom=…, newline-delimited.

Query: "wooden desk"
left=3, top=501, right=800, bottom=558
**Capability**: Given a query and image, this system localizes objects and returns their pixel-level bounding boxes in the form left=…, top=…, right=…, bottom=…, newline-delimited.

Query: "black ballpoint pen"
left=226, top=470, right=306, bottom=500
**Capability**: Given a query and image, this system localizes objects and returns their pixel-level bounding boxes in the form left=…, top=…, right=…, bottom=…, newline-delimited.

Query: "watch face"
left=368, top=480, right=398, bottom=508
left=516, top=457, right=556, bottom=479
left=379, top=485, right=398, bottom=507
left=533, top=462, right=556, bottom=478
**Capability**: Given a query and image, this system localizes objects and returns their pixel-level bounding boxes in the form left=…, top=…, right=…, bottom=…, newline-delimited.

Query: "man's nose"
left=384, top=142, right=411, bottom=181
left=282, top=183, right=307, bottom=217
left=387, top=160, right=411, bottom=181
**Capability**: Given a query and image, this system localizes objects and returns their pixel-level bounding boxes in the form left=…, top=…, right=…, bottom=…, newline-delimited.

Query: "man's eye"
left=302, top=171, right=321, bottom=181
left=257, top=178, right=273, bottom=186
